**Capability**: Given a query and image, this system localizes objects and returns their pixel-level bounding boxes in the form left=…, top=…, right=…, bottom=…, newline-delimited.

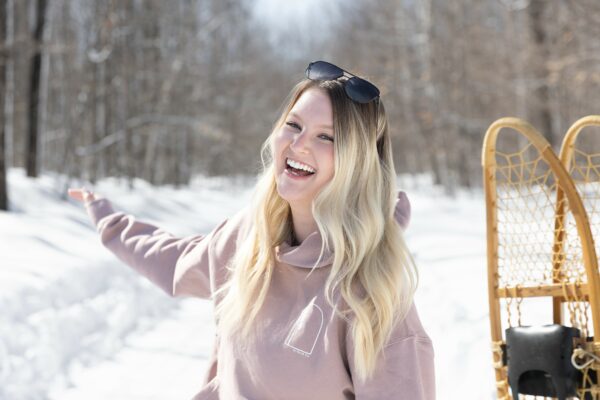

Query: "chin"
left=276, top=171, right=319, bottom=204
left=275, top=186, right=296, bottom=204
left=276, top=186, right=310, bottom=207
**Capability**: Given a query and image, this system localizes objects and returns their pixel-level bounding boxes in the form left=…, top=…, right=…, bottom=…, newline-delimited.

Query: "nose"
left=289, top=129, right=309, bottom=154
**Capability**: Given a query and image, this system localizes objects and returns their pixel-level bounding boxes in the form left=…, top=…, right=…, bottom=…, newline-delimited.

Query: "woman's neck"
left=289, top=204, right=318, bottom=245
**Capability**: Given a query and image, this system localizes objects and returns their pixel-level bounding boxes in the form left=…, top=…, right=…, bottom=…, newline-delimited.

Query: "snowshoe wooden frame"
left=483, top=116, right=600, bottom=399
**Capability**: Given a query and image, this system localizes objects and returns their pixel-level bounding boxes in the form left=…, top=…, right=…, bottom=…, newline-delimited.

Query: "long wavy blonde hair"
left=214, top=78, right=418, bottom=382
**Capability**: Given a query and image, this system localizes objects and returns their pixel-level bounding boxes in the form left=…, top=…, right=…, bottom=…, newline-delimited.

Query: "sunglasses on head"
left=305, top=61, right=380, bottom=104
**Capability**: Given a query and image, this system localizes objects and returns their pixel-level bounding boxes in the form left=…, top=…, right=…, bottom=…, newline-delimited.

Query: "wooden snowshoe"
left=483, top=116, right=600, bottom=399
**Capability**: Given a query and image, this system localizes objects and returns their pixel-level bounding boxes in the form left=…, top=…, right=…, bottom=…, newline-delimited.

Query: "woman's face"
left=273, top=88, right=335, bottom=210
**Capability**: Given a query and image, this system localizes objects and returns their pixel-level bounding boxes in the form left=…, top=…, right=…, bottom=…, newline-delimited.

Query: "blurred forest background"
left=1, top=0, right=600, bottom=211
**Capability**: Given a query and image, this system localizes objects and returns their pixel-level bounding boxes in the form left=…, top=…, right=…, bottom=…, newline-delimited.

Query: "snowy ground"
left=0, top=168, right=496, bottom=399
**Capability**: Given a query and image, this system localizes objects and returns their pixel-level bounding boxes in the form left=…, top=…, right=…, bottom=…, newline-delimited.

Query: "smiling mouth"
left=285, top=158, right=316, bottom=177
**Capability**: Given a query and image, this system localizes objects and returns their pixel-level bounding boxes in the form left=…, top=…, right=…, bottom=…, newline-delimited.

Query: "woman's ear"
left=394, top=191, right=411, bottom=230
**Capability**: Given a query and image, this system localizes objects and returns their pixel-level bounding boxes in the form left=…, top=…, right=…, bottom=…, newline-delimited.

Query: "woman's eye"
left=286, top=121, right=301, bottom=130
left=319, top=134, right=334, bottom=142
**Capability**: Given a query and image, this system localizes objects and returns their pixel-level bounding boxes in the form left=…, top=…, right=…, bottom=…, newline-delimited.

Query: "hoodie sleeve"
left=346, top=304, right=435, bottom=400
left=351, top=336, right=435, bottom=399
left=84, top=197, right=238, bottom=299
left=394, top=191, right=411, bottom=231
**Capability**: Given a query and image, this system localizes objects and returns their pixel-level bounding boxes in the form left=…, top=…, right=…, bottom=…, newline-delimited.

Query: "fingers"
left=67, top=187, right=97, bottom=203
left=67, top=188, right=83, bottom=201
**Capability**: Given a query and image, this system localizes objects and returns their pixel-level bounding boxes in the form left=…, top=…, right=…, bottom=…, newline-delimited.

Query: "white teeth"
left=286, top=158, right=316, bottom=173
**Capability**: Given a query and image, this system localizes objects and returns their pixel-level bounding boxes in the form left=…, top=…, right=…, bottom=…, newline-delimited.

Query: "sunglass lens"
left=306, top=61, right=344, bottom=80
left=345, top=77, right=380, bottom=104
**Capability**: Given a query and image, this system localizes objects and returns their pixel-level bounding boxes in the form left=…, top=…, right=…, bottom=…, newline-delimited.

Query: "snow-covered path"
left=408, top=187, right=494, bottom=399
left=1, top=169, right=496, bottom=399
left=50, top=299, right=216, bottom=400
left=1, top=170, right=251, bottom=400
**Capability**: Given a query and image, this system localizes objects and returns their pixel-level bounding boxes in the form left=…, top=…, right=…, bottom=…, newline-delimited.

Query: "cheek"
left=271, top=132, right=287, bottom=165
left=319, top=147, right=336, bottom=182
left=271, top=132, right=283, bottom=154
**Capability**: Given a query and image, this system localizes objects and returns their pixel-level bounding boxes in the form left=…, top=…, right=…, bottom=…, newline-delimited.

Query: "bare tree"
left=3, top=0, right=600, bottom=208
left=0, top=0, right=7, bottom=210
left=25, top=0, right=48, bottom=178
left=527, top=0, right=555, bottom=146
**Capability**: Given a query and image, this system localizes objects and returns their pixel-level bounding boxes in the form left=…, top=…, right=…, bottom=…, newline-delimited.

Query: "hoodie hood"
left=275, top=230, right=334, bottom=269
left=275, top=190, right=411, bottom=269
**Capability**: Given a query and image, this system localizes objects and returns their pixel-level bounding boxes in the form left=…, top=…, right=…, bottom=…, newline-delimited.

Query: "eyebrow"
left=288, top=112, right=333, bottom=130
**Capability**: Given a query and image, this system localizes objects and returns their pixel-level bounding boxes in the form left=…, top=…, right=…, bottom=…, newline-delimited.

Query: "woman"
left=69, top=61, right=435, bottom=399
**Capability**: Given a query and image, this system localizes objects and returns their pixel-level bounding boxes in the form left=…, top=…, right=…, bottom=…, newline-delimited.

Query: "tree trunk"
left=25, top=0, right=47, bottom=178
left=528, top=0, right=555, bottom=147
left=0, top=0, right=8, bottom=210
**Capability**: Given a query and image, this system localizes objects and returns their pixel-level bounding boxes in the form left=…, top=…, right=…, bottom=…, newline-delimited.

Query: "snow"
left=0, top=168, right=496, bottom=399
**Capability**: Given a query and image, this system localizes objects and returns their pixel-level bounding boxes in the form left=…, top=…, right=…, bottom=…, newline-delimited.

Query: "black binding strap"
left=505, top=325, right=581, bottom=400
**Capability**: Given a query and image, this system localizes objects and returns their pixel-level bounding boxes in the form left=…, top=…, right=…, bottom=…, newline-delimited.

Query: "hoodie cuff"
left=394, top=191, right=411, bottom=230
left=84, top=198, right=117, bottom=228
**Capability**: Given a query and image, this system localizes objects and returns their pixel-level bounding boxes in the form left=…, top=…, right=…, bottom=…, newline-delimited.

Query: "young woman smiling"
left=69, top=61, right=435, bottom=399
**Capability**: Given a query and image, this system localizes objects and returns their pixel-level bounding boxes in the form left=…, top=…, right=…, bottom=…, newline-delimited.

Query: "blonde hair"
left=214, top=78, right=418, bottom=382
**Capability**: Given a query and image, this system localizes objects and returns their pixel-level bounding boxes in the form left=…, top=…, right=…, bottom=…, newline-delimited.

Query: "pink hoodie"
left=85, top=191, right=435, bottom=399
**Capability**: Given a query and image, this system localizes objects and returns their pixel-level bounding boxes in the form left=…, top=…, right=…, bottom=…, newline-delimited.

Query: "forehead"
left=289, top=88, right=333, bottom=125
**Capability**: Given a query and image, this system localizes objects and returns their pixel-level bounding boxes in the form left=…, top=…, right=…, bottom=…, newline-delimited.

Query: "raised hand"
left=67, top=187, right=98, bottom=204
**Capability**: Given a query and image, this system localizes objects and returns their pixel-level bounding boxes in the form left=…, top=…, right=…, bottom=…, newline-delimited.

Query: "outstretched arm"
left=68, top=188, right=232, bottom=298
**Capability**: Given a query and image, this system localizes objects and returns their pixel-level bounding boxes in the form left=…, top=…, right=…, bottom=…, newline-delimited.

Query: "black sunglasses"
left=305, top=61, right=380, bottom=104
